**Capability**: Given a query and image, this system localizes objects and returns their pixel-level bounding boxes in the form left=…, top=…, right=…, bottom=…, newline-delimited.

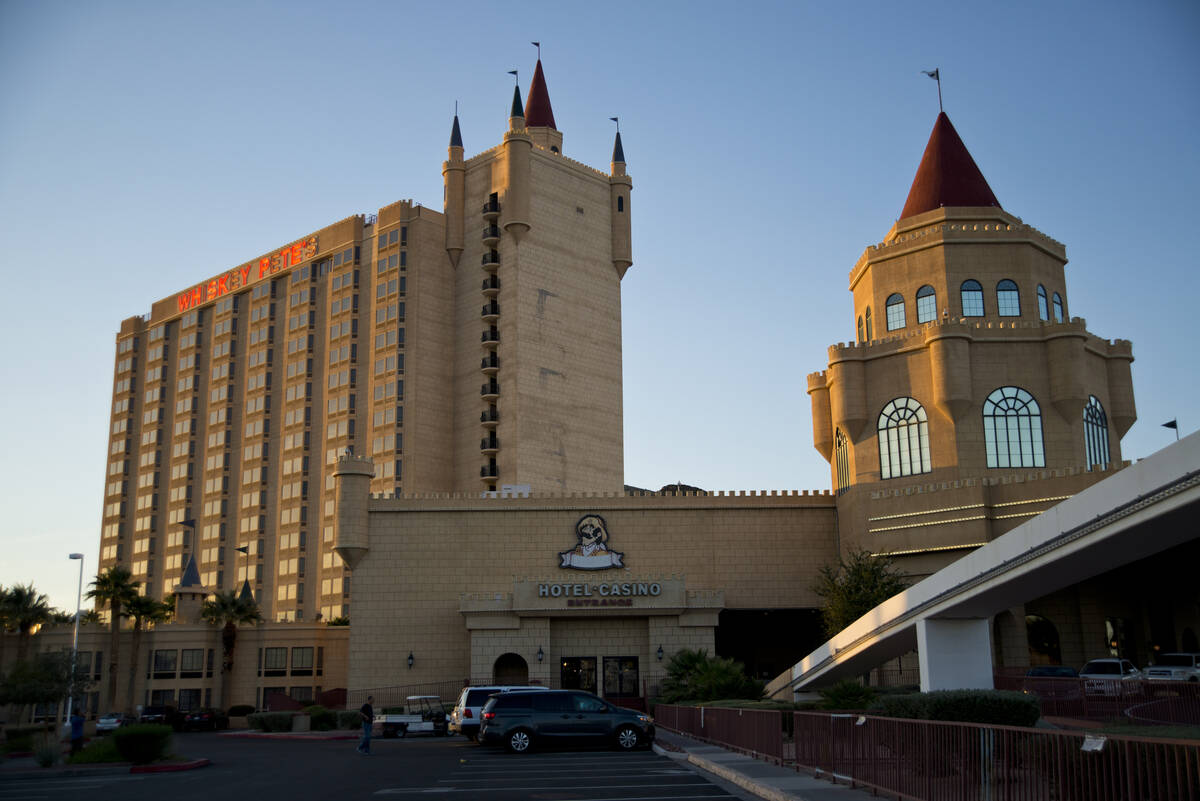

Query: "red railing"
left=994, top=673, right=1200, bottom=724
left=654, top=704, right=784, bottom=763
left=793, top=711, right=1200, bottom=801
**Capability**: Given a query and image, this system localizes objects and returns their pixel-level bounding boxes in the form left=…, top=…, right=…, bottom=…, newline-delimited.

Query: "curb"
left=219, top=731, right=358, bottom=741
left=684, top=753, right=799, bottom=801
left=131, top=758, right=210, bottom=773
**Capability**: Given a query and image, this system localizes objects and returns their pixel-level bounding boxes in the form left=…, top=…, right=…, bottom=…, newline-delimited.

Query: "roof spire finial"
left=922, top=68, right=943, bottom=113
left=508, top=69, right=518, bottom=86
left=532, top=41, right=540, bottom=59
left=609, top=116, right=619, bottom=133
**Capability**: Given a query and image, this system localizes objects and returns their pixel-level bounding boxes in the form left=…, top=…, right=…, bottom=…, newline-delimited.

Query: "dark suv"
left=478, top=689, right=654, bottom=753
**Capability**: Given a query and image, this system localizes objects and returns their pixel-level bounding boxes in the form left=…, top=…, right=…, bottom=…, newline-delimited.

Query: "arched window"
left=1084, top=395, right=1110, bottom=470
left=835, top=429, right=851, bottom=495
left=864, top=307, right=873, bottom=341
left=1052, top=292, right=1065, bottom=323
left=877, top=397, right=931, bottom=479
left=857, top=316, right=864, bottom=343
left=885, top=293, right=905, bottom=331
left=983, top=387, right=1045, bottom=468
left=997, top=279, right=1021, bottom=317
left=617, top=196, right=624, bottom=212
left=961, top=279, right=984, bottom=317
left=1026, top=615, right=1063, bottom=664
left=1037, top=285, right=1048, bottom=321
left=916, top=285, right=937, bottom=323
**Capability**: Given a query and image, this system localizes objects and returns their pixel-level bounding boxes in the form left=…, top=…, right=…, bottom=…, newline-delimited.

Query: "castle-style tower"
left=442, top=59, right=632, bottom=494
left=808, top=113, right=1136, bottom=577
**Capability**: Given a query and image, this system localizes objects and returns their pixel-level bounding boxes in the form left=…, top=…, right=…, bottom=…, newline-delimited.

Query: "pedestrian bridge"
left=769, top=431, right=1200, bottom=696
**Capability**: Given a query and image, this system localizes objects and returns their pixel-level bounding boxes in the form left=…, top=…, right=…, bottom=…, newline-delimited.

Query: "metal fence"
left=793, top=712, right=1200, bottom=801
left=994, top=673, right=1200, bottom=725
left=346, top=679, right=468, bottom=710
left=653, top=704, right=784, bottom=763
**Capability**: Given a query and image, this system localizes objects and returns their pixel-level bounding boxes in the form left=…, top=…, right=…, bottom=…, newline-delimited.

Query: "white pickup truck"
left=374, top=695, right=449, bottom=738
left=1144, top=653, right=1200, bottom=682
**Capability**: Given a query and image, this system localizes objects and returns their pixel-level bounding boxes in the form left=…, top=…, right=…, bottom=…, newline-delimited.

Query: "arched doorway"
left=1025, top=615, right=1063, bottom=665
left=493, top=653, right=529, bottom=685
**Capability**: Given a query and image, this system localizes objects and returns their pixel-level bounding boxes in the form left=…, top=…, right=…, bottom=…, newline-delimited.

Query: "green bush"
left=68, top=736, right=122, bottom=764
left=658, top=649, right=764, bottom=703
left=818, top=679, right=877, bottom=711
left=112, top=724, right=172, bottom=764
left=227, top=704, right=255, bottom=717
left=870, top=689, right=1040, bottom=727
left=247, top=711, right=295, bottom=732
left=3, top=725, right=51, bottom=753
left=302, top=705, right=336, bottom=731
left=337, top=710, right=362, bottom=730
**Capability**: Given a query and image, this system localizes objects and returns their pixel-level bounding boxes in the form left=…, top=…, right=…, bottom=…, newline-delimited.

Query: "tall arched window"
left=916, top=285, right=937, bottom=323
left=835, top=428, right=851, bottom=495
left=997, top=279, right=1021, bottom=317
left=864, top=307, right=873, bottom=341
left=1084, top=395, right=1110, bottom=471
left=1052, top=292, right=1065, bottom=323
left=961, top=279, right=984, bottom=317
left=983, top=387, right=1045, bottom=468
left=885, top=293, right=905, bottom=331
left=857, top=316, right=864, bottom=343
left=1036, top=285, right=1048, bottom=321
left=877, top=397, right=931, bottom=479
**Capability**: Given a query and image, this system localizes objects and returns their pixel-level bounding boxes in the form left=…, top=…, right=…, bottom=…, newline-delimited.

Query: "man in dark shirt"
left=358, top=695, right=374, bottom=755
left=69, top=711, right=85, bottom=755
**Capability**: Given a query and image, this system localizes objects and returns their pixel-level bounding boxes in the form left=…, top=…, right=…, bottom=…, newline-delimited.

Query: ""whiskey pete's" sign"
left=176, top=236, right=318, bottom=313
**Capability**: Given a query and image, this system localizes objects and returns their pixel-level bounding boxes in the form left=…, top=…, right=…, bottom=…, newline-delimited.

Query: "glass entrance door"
left=560, top=657, right=596, bottom=692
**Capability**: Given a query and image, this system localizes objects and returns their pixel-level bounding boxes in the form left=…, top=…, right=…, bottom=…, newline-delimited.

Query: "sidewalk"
left=652, top=728, right=879, bottom=801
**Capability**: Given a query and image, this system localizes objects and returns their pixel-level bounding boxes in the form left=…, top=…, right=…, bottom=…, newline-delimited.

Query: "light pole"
left=65, top=553, right=84, bottom=728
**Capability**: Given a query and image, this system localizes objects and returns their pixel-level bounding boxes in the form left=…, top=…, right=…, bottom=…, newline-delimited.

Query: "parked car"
left=95, top=712, right=136, bottom=733
left=478, top=689, right=654, bottom=753
left=1022, top=665, right=1081, bottom=699
left=139, top=705, right=182, bottom=728
left=1079, top=658, right=1141, bottom=695
left=1144, top=653, right=1200, bottom=682
left=182, top=708, right=229, bottom=731
left=449, top=685, right=542, bottom=740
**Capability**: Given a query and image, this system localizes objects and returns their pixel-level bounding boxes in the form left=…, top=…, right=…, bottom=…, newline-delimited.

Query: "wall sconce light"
left=407, top=652, right=414, bottom=669
left=536, top=646, right=544, bottom=663
left=656, top=645, right=664, bottom=661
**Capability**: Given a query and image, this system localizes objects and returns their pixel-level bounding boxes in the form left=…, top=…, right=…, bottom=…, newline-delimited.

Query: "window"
left=1084, top=395, right=1110, bottom=471
left=1037, top=285, right=1048, bottom=321
left=178, top=688, right=201, bottom=712
left=261, top=647, right=287, bottom=677
left=617, top=196, right=624, bottom=212
left=835, top=429, right=851, bottom=495
left=180, top=648, right=204, bottom=679
left=603, top=656, right=639, bottom=697
left=983, top=386, right=1045, bottom=468
left=885, top=293, right=905, bottom=331
left=877, top=397, right=931, bottom=479
left=961, top=280, right=984, bottom=316
left=152, top=649, right=178, bottom=679
left=916, top=285, right=937, bottom=323
left=864, top=307, right=873, bottom=341
left=997, top=279, right=1020, bottom=317
left=857, top=316, right=864, bottom=343
left=1052, top=292, right=1065, bottom=323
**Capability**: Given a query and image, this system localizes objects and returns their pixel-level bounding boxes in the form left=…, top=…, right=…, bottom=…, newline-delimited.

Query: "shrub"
left=227, top=704, right=255, bottom=717
left=337, top=710, right=362, bottom=730
left=112, top=724, right=172, bottom=764
left=68, top=735, right=122, bottom=764
left=870, top=689, right=1040, bottom=727
left=818, top=680, right=876, bottom=711
left=32, top=732, right=58, bottom=768
left=247, top=711, right=295, bottom=732
left=659, top=649, right=764, bottom=703
left=302, top=704, right=336, bottom=731
left=2, top=725, right=51, bottom=753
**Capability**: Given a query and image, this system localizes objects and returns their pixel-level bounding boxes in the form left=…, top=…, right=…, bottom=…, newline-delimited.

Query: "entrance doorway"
left=493, top=652, right=529, bottom=684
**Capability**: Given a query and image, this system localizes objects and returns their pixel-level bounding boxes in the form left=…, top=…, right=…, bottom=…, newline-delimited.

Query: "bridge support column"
left=917, top=618, right=995, bottom=692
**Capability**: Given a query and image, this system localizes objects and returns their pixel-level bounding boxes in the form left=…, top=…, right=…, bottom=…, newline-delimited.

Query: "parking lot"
left=0, top=732, right=753, bottom=801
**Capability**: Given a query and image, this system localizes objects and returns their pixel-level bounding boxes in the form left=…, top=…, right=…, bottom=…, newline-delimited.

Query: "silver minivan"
left=449, top=685, right=541, bottom=740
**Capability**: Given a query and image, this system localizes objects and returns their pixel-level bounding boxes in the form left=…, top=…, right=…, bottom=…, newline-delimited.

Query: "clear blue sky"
left=2, top=0, right=1197, bottom=612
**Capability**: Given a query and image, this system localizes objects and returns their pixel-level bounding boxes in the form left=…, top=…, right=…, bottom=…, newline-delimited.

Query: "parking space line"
left=375, top=782, right=731, bottom=794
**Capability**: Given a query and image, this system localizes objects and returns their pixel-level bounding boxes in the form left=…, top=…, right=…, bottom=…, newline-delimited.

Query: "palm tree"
left=3, top=583, right=52, bottom=662
left=125, top=595, right=169, bottom=716
left=201, top=590, right=262, bottom=711
left=86, top=566, right=139, bottom=713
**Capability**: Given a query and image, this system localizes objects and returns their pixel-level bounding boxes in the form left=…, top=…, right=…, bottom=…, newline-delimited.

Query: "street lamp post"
left=65, top=553, right=84, bottom=728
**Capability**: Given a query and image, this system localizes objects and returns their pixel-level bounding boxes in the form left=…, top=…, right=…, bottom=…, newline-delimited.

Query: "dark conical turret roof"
left=449, top=114, right=463, bottom=148
left=899, top=112, right=1000, bottom=220
left=612, top=131, right=625, bottom=163
left=238, top=580, right=254, bottom=605
left=179, top=555, right=202, bottom=589
left=524, top=59, right=556, bottom=128
left=510, top=84, right=524, bottom=118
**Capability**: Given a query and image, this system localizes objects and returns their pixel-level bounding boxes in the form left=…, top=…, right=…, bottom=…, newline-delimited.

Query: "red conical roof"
left=524, top=59, right=556, bottom=129
left=900, top=112, right=1000, bottom=220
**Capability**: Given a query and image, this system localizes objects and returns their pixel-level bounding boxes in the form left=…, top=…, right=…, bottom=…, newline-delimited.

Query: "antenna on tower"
left=922, top=68, right=943, bottom=113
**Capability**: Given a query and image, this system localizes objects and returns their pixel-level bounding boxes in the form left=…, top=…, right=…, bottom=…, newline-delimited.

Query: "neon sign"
left=176, top=236, right=318, bottom=313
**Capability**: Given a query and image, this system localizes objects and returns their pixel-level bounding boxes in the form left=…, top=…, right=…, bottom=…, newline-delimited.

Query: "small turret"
left=443, top=113, right=465, bottom=268
left=503, top=84, right=532, bottom=243
left=608, top=129, right=632, bottom=280
left=173, top=555, right=208, bottom=624
left=332, top=452, right=375, bottom=569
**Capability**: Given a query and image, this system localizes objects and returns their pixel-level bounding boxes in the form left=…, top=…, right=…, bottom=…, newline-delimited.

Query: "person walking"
left=357, top=695, right=374, bottom=755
